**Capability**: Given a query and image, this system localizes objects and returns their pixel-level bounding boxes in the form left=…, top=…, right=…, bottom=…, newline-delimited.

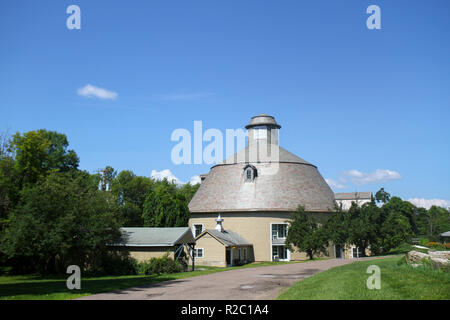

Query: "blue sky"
left=1, top=1, right=449, bottom=208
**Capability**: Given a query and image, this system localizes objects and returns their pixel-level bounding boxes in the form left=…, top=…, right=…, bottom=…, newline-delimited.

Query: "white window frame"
left=194, top=248, right=204, bottom=258
left=192, top=224, right=204, bottom=238
left=352, top=246, right=362, bottom=258
left=271, top=245, right=289, bottom=261
left=271, top=223, right=288, bottom=240
left=270, top=222, right=290, bottom=262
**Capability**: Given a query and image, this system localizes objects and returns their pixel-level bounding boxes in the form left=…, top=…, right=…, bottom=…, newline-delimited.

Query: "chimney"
left=215, top=214, right=224, bottom=232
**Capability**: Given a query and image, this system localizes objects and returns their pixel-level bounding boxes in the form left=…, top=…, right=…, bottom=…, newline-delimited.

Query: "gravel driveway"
left=78, top=258, right=383, bottom=300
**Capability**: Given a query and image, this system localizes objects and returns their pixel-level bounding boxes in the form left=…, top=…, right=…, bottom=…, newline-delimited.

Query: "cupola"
left=245, top=114, right=281, bottom=147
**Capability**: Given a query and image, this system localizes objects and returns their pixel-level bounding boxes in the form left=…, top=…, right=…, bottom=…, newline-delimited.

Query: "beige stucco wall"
left=190, top=211, right=334, bottom=262
left=194, top=233, right=254, bottom=267
left=195, top=234, right=227, bottom=267
left=342, top=244, right=371, bottom=259
left=114, top=246, right=175, bottom=262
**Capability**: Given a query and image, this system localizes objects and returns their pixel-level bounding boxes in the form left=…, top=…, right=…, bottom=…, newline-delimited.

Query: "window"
left=253, top=126, right=267, bottom=140
left=272, top=224, right=287, bottom=239
left=244, top=165, right=257, bottom=182
left=194, top=248, right=204, bottom=258
left=193, top=224, right=203, bottom=237
left=243, top=248, right=247, bottom=263
left=246, top=168, right=253, bottom=180
left=272, top=246, right=288, bottom=261
left=352, top=247, right=363, bottom=258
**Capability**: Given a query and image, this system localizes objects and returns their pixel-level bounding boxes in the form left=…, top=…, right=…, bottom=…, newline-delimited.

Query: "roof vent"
left=215, top=214, right=224, bottom=232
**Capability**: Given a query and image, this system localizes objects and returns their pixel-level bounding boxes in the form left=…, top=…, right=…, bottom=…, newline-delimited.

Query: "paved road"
left=78, top=258, right=381, bottom=300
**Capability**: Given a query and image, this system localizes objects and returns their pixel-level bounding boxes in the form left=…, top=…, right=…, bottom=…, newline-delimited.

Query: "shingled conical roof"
left=188, top=115, right=335, bottom=213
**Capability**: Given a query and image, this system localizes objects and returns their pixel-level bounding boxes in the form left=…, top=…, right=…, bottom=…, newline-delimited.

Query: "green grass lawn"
left=0, top=259, right=324, bottom=300
left=277, top=256, right=450, bottom=300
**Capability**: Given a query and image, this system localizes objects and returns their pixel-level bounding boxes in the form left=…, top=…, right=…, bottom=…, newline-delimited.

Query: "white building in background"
left=334, top=192, right=373, bottom=259
left=334, top=192, right=372, bottom=211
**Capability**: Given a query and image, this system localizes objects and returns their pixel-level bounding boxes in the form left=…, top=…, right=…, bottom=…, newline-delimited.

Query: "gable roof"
left=113, top=227, right=195, bottom=247
left=441, top=231, right=450, bottom=237
left=334, top=192, right=372, bottom=200
left=198, top=229, right=252, bottom=247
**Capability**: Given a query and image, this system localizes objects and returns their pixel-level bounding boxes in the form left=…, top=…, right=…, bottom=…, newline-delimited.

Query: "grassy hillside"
left=278, top=256, right=450, bottom=300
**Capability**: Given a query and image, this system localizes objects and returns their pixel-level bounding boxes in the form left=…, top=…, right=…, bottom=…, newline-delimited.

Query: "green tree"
left=375, top=187, right=391, bottom=204
left=99, top=166, right=117, bottom=191
left=0, top=157, right=18, bottom=227
left=0, top=170, right=122, bottom=274
left=286, top=206, right=328, bottom=260
left=346, top=202, right=380, bottom=257
left=142, top=179, right=190, bottom=228
left=324, top=204, right=350, bottom=249
left=10, top=130, right=79, bottom=185
left=111, top=170, right=153, bottom=226
left=0, top=132, right=19, bottom=229
left=381, top=197, right=417, bottom=234
left=381, top=211, right=412, bottom=250
left=178, top=182, right=200, bottom=203
left=417, top=206, right=450, bottom=241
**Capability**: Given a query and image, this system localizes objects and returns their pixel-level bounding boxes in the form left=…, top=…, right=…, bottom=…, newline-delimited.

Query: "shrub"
left=89, top=252, right=138, bottom=276
left=388, top=242, right=414, bottom=255
left=418, top=238, right=430, bottom=246
left=425, top=242, right=449, bottom=251
left=138, top=253, right=183, bottom=275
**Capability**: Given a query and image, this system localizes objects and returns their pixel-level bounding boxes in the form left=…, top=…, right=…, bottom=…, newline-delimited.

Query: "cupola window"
left=253, top=126, right=267, bottom=140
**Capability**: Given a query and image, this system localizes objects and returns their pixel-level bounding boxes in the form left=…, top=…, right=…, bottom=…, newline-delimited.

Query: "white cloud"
left=341, top=169, right=401, bottom=185
left=189, top=175, right=201, bottom=185
left=77, top=84, right=118, bottom=100
left=325, top=178, right=347, bottom=190
left=407, top=198, right=450, bottom=210
left=151, top=169, right=182, bottom=185
left=150, top=169, right=201, bottom=185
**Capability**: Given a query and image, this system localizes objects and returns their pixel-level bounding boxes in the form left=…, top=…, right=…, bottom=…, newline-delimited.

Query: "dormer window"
left=244, top=164, right=257, bottom=182
left=246, top=168, right=253, bottom=181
